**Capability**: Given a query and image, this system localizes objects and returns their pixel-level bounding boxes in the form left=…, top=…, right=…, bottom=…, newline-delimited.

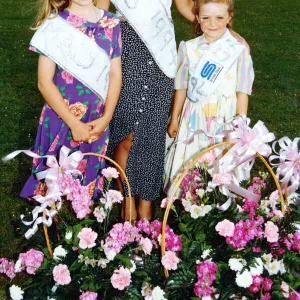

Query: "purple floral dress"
left=21, top=9, right=122, bottom=199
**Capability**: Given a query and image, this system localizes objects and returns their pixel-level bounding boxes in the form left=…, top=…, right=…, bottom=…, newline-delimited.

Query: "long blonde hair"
left=32, top=0, right=97, bottom=30
left=193, top=0, right=234, bottom=36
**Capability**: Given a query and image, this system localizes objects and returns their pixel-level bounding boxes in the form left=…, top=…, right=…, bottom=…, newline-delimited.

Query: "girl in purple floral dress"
left=21, top=0, right=122, bottom=199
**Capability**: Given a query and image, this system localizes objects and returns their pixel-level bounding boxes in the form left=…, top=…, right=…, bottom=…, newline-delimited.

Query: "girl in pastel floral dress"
left=164, top=0, right=254, bottom=192
left=21, top=0, right=122, bottom=199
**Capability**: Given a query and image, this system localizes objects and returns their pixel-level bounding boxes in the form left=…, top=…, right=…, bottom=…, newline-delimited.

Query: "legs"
left=113, top=133, right=152, bottom=221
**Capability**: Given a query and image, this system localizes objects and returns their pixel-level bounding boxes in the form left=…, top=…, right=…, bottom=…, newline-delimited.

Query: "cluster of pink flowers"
left=242, top=199, right=259, bottom=219
left=19, top=249, right=44, bottom=275
left=194, top=261, right=218, bottom=297
left=226, top=216, right=264, bottom=248
left=0, top=258, right=15, bottom=279
left=58, top=174, right=92, bottom=219
left=135, top=219, right=182, bottom=251
left=247, top=177, right=266, bottom=197
left=248, top=276, right=272, bottom=299
left=103, top=222, right=141, bottom=255
left=79, top=291, right=98, bottom=300
left=284, top=232, right=300, bottom=253
left=181, top=168, right=204, bottom=199
left=161, top=251, right=180, bottom=270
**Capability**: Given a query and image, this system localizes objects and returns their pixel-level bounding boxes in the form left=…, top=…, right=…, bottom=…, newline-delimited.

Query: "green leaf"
left=70, top=260, right=83, bottom=271
left=76, top=85, right=83, bottom=90
left=179, top=222, right=188, bottom=232
left=44, top=116, right=50, bottom=122
left=78, top=90, right=85, bottom=96
left=134, top=271, right=148, bottom=277
left=44, top=123, right=49, bottom=128
left=86, top=89, right=91, bottom=94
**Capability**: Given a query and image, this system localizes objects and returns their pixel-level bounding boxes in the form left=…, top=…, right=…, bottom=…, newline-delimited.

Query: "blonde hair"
left=32, top=0, right=97, bottom=30
left=192, top=0, right=234, bottom=36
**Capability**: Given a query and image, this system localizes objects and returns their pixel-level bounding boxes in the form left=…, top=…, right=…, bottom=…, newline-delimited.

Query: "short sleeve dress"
left=164, top=36, right=254, bottom=191
left=21, top=9, right=122, bottom=200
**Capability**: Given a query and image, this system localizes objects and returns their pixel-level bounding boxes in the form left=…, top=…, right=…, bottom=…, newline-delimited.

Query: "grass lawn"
left=0, top=0, right=299, bottom=296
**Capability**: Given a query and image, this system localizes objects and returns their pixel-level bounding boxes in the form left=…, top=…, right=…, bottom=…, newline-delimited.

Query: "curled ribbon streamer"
left=269, top=137, right=300, bottom=195
left=216, top=198, right=232, bottom=211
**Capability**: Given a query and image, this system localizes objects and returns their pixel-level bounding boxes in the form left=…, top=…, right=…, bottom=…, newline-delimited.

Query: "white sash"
left=30, top=15, right=111, bottom=101
left=187, top=30, right=245, bottom=102
left=112, top=0, right=177, bottom=78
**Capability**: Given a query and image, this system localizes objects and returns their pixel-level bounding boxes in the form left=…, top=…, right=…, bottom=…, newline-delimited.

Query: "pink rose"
left=53, top=264, right=71, bottom=285
left=215, top=219, right=235, bottom=237
left=49, top=135, right=60, bottom=152
left=79, top=291, right=98, bottom=300
left=69, top=102, right=88, bottom=119
left=77, top=228, right=98, bottom=249
left=161, top=251, right=180, bottom=271
left=198, top=151, right=217, bottom=163
left=77, top=159, right=88, bottom=173
left=101, top=167, right=119, bottom=179
left=61, top=70, right=74, bottom=84
left=140, top=237, right=153, bottom=255
left=212, top=173, right=232, bottom=185
left=104, top=27, right=113, bottom=41
left=111, top=266, right=131, bottom=290
left=67, top=14, right=85, bottom=28
left=264, top=221, right=279, bottom=243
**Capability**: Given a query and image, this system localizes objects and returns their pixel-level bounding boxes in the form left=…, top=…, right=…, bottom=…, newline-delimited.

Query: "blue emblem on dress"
left=201, top=61, right=217, bottom=80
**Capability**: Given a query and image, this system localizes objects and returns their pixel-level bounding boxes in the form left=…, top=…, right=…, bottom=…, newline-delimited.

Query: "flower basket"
left=161, top=141, right=288, bottom=278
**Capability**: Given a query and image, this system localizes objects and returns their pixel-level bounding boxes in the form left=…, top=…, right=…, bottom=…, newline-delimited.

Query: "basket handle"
left=161, top=142, right=286, bottom=277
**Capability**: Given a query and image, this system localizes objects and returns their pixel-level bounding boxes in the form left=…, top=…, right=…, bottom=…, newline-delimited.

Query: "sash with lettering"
left=30, top=15, right=111, bottom=101
left=112, top=0, right=177, bottom=78
left=187, top=29, right=245, bottom=102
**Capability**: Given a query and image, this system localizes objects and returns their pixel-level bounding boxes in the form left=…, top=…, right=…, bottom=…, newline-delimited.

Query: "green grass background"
left=0, top=0, right=299, bottom=296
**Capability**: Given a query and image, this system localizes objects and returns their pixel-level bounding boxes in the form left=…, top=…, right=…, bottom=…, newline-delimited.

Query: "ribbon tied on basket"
left=269, top=137, right=300, bottom=196
left=2, top=146, right=84, bottom=239
left=215, top=117, right=276, bottom=202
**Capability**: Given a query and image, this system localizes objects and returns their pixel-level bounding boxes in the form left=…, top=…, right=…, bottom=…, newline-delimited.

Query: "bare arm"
left=174, top=0, right=195, bottom=22
left=168, top=89, right=187, bottom=138
left=96, top=0, right=110, bottom=10
left=88, top=56, right=122, bottom=141
left=37, top=55, right=91, bottom=142
left=236, top=92, right=249, bottom=115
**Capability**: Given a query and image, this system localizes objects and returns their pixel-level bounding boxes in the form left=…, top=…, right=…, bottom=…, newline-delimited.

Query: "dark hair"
left=192, top=0, right=234, bottom=36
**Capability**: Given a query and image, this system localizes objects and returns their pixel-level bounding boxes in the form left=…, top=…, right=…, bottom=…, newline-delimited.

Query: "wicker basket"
left=161, top=142, right=288, bottom=277
left=43, top=153, right=132, bottom=258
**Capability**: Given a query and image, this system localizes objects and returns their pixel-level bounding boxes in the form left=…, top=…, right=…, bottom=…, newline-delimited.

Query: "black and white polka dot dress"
left=107, top=21, right=174, bottom=201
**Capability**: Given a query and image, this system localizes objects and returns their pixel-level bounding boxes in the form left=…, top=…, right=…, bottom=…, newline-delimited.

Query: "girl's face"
left=197, top=3, right=232, bottom=42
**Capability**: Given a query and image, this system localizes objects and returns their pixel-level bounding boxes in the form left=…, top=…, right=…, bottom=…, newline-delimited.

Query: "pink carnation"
left=79, top=291, right=98, bottom=300
left=140, top=237, right=153, bottom=255
left=111, top=266, right=131, bottom=290
left=106, top=190, right=124, bottom=204
left=264, top=221, right=279, bottom=243
left=215, top=219, right=235, bottom=237
left=78, top=228, right=98, bottom=249
left=19, top=249, right=44, bottom=275
left=198, top=151, right=217, bottom=163
left=212, top=173, right=232, bottom=185
left=101, top=167, right=119, bottom=179
left=161, top=251, right=180, bottom=271
left=53, top=264, right=71, bottom=285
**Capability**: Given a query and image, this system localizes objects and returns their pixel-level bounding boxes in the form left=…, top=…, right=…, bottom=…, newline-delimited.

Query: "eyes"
left=200, top=16, right=226, bottom=22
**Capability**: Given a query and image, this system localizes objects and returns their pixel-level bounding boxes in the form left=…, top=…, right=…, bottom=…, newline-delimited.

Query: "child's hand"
left=168, top=119, right=179, bottom=138
left=87, top=116, right=110, bottom=142
left=70, top=121, right=91, bottom=143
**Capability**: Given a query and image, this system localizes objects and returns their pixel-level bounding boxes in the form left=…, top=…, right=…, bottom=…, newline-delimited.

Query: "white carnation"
left=53, top=245, right=68, bottom=261
left=228, top=258, right=246, bottom=272
left=250, top=258, right=264, bottom=276
left=9, top=285, right=24, bottom=300
left=235, top=270, right=253, bottom=288
left=152, top=286, right=166, bottom=300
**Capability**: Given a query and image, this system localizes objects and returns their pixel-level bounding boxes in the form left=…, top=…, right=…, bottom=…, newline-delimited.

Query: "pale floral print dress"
left=21, top=9, right=122, bottom=199
left=164, top=35, right=254, bottom=192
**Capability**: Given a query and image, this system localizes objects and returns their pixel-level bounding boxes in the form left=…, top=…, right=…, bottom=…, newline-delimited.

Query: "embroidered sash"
left=112, top=0, right=177, bottom=78
left=30, top=15, right=111, bottom=101
left=186, top=29, right=245, bottom=102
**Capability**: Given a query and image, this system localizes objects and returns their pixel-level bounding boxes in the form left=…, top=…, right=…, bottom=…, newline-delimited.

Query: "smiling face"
left=197, top=2, right=232, bottom=43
